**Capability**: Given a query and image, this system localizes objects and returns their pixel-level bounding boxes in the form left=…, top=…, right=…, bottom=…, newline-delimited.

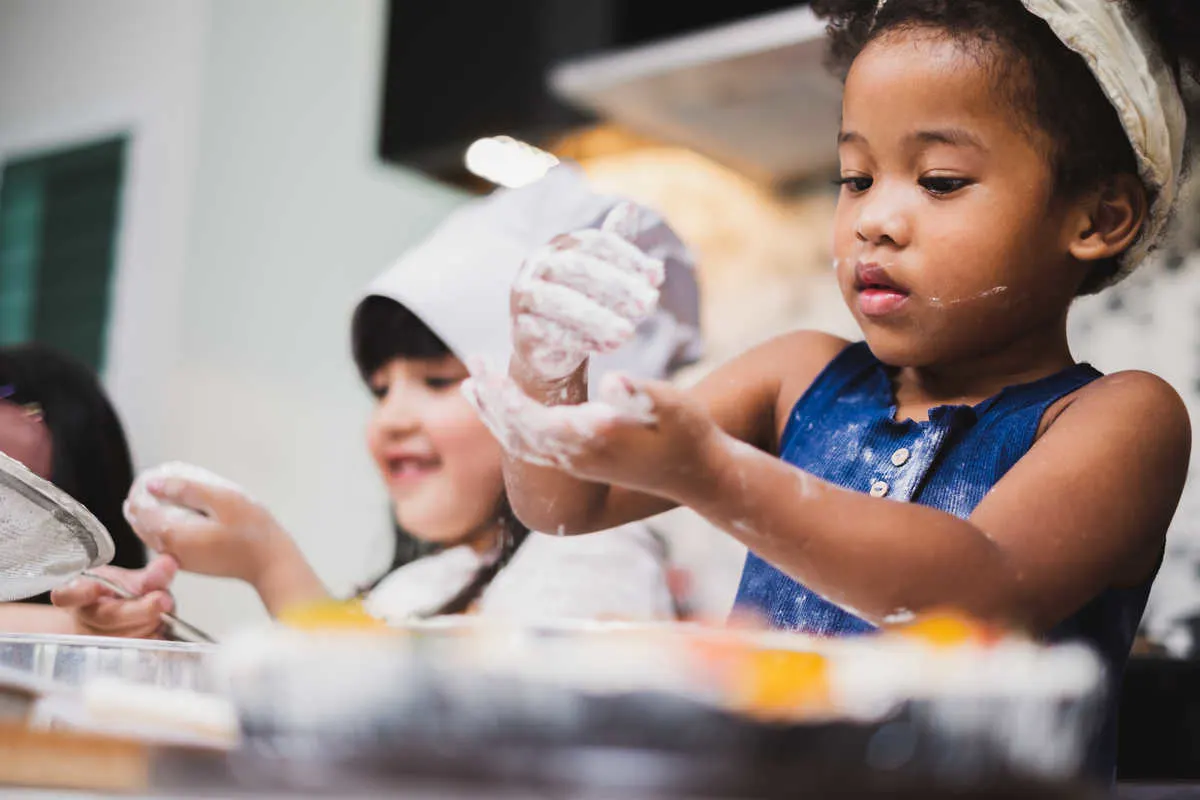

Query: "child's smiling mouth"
left=855, top=263, right=911, bottom=317
left=385, top=453, right=442, bottom=488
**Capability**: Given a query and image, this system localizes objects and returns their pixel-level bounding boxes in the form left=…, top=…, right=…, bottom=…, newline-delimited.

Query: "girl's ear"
left=1067, top=174, right=1149, bottom=264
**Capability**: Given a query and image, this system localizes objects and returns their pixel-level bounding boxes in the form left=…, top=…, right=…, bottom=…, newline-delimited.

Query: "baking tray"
left=0, top=632, right=217, bottom=693
left=214, top=624, right=1106, bottom=798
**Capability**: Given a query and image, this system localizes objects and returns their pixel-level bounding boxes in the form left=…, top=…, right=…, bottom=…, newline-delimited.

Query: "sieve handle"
left=80, top=571, right=217, bottom=644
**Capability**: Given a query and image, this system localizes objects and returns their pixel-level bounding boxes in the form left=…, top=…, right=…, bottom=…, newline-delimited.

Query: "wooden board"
left=0, top=723, right=149, bottom=792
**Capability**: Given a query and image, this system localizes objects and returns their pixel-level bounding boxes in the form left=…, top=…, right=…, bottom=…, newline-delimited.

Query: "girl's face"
left=0, top=401, right=51, bottom=479
left=365, top=355, right=505, bottom=547
left=833, top=28, right=1091, bottom=368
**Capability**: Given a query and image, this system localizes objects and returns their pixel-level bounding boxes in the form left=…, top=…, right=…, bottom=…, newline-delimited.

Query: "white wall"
left=161, top=0, right=464, bottom=633
left=0, top=0, right=207, bottom=505
left=0, top=0, right=465, bottom=635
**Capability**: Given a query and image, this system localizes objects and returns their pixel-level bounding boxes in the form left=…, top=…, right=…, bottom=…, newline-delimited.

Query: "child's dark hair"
left=351, top=295, right=530, bottom=614
left=811, top=0, right=1200, bottom=294
left=0, top=345, right=146, bottom=600
left=352, top=295, right=453, bottom=380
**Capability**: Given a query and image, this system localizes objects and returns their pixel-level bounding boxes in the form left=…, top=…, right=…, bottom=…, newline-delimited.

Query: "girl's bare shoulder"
left=1045, top=369, right=1190, bottom=465
left=1056, top=369, right=1188, bottom=429
left=692, top=330, right=852, bottom=452
left=768, top=329, right=854, bottom=412
left=729, top=330, right=852, bottom=443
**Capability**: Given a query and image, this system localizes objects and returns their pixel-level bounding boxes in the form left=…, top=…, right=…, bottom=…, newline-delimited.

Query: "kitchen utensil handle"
left=80, top=571, right=217, bottom=644
left=160, top=613, right=217, bottom=644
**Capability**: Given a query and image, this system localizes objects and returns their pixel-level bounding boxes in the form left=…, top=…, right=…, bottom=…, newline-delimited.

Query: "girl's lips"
left=858, top=288, right=911, bottom=317
left=854, top=263, right=911, bottom=317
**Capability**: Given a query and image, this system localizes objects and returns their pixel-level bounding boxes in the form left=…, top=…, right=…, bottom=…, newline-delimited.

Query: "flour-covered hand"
left=124, top=465, right=287, bottom=584
left=511, top=202, right=665, bottom=382
left=464, top=367, right=719, bottom=500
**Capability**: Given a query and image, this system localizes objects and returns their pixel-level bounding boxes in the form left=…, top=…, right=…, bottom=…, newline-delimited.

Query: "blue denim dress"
left=733, top=341, right=1155, bottom=781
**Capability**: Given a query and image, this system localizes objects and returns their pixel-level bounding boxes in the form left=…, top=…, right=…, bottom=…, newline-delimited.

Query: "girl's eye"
left=834, top=176, right=873, bottom=194
left=425, top=377, right=462, bottom=391
left=920, top=176, right=971, bottom=196
left=369, top=384, right=388, bottom=400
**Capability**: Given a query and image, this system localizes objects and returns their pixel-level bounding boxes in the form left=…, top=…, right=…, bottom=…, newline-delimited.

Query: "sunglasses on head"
left=0, top=385, right=43, bottom=422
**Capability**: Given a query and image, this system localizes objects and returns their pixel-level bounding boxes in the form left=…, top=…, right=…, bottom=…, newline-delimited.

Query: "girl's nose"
left=375, top=385, right=421, bottom=438
left=855, top=184, right=912, bottom=248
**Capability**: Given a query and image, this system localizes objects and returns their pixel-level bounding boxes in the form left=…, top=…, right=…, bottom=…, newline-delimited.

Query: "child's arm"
left=125, top=479, right=329, bottom=617
left=0, top=602, right=165, bottom=638
left=682, top=370, right=1186, bottom=633
left=0, top=604, right=84, bottom=635
left=489, top=330, right=849, bottom=535
left=483, top=348, right=1188, bottom=634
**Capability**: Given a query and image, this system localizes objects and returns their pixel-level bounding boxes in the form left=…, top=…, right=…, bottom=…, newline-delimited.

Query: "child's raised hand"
left=464, top=367, right=719, bottom=500
left=123, top=468, right=287, bottom=585
left=51, top=554, right=178, bottom=639
left=511, top=202, right=665, bottom=382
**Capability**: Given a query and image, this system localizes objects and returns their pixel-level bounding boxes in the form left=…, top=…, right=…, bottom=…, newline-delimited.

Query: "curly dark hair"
left=810, top=0, right=1200, bottom=294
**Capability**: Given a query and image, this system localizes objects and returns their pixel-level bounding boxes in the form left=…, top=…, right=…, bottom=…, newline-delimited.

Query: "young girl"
left=465, top=0, right=1198, bottom=779
left=55, top=164, right=700, bottom=627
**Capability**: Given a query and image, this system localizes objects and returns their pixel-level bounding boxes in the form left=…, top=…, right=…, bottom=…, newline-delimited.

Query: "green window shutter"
left=0, top=165, right=43, bottom=344
left=0, top=137, right=127, bottom=372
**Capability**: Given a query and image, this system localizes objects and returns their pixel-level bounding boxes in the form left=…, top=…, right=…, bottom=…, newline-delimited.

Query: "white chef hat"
left=354, top=163, right=702, bottom=384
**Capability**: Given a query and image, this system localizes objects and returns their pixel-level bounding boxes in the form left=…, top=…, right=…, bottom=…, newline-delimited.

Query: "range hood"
left=549, top=6, right=842, bottom=189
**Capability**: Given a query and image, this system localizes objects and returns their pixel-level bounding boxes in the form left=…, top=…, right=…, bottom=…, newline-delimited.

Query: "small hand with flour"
left=511, top=202, right=665, bottom=383
left=464, top=368, right=720, bottom=501
left=124, top=464, right=288, bottom=585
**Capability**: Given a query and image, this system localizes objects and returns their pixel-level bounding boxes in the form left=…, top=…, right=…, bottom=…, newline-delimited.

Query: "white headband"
left=874, top=0, right=1187, bottom=285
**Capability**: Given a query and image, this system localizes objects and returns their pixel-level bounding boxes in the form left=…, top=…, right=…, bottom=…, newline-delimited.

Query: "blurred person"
left=0, top=345, right=176, bottom=635
left=57, top=165, right=701, bottom=629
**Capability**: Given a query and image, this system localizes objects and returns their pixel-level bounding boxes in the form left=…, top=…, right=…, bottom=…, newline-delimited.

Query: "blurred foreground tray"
left=0, top=632, right=215, bottom=692
left=0, top=623, right=1109, bottom=799
left=209, top=621, right=1107, bottom=799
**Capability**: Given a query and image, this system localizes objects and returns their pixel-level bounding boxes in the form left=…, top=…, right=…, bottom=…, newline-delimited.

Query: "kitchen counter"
left=0, top=748, right=1104, bottom=800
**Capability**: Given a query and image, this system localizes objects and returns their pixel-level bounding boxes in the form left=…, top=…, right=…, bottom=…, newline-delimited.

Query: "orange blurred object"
left=277, top=599, right=391, bottom=632
left=734, top=649, right=831, bottom=720
left=683, top=627, right=832, bottom=721
left=889, top=609, right=1007, bottom=647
